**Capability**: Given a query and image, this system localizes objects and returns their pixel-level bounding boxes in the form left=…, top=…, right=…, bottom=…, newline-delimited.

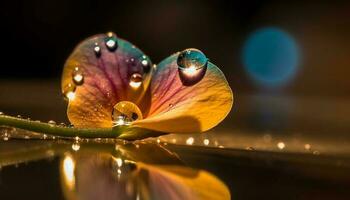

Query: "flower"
left=61, top=32, right=233, bottom=138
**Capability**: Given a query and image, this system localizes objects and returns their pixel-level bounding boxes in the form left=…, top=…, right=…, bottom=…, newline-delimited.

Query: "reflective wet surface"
left=1, top=81, right=350, bottom=199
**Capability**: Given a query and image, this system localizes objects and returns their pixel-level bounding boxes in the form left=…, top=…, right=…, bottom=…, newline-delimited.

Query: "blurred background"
left=1, top=2, right=350, bottom=199
left=1, top=0, right=350, bottom=144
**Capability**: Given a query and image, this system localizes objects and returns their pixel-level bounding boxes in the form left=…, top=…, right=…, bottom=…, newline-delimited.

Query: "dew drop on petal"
left=141, top=55, right=151, bottom=73
left=104, top=32, right=118, bottom=51
left=93, top=42, right=101, bottom=57
left=112, top=101, right=143, bottom=127
left=72, top=67, right=84, bottom=85
left=177, top=48, right=208, bottom=86
left=63, top=83, right=76, bottom=101
left=129, top=73, right=143, bottom=89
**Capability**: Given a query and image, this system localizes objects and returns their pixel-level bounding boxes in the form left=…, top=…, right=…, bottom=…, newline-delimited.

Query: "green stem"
left=0, top=115, right=122, bottom=138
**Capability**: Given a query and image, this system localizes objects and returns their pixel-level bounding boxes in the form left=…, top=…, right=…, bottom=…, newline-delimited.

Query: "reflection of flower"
left=62, top=33, right=233, bottom=137
left=60, top=144, right=230, bottom=200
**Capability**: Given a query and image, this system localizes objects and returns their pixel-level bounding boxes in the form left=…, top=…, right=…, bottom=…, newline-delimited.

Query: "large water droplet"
left=129, top=73, right=143, bottom=89
left=112, top=101, right=143, bottom=127
left=104, top=32, right=118, bottom=51
left=93, top=42, right=101, bottom=57
left=72, top=67, right=84, bottom=85
left=177, top=48, right=208, bottom=86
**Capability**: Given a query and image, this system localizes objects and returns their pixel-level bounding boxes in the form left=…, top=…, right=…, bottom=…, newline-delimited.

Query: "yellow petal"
left=133, top=50, right=233, bottom=133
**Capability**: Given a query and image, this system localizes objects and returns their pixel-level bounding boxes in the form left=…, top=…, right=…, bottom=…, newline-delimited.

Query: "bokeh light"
left=243, top=27, right=300, bottom=87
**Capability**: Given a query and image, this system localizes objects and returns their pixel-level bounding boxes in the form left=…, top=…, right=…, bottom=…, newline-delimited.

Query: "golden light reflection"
left=66, top=91, right=76, bottom=101
left=59, top=144, right=230, bottom=200
left=186, top=137, right=194, bottom=145
left=62, top=155, right=75, bottom=190
left=277, top=142, right=285, bottom=150
left=182, top=65, right=198, bottom=76
left=304, top=144, right=311, bottom=150
left=129, top=81, right=142, bottom=89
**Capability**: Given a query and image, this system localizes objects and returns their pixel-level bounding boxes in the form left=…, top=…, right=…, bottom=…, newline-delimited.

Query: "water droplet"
left=104, top=32, right=118, bottom=51
left=72, top=67, right=84, bottom=85
left=304, top=144, right=311, bottom=150
left=203, top=139, right=210, bottom=146
left=177, top=48, right=208, bottom=86
left=75, top=136, right=80, bottom=141
left=48, top=120, right=56, bottom=127
left=186, top=137, right=194, bottom=145
left=24, top=136, right=30, bottom=139
left=3, top=136, right=9, bottom=141
left=313, top=150, right=320, bottom=155
left=141, top=55, right=151, bottom=73
left=277, top=142, right=285, bottom=150
left=93, top=42, right=101, bottom=57
left=59, top=122, right=66, bottom=127
left=0, top=112, right=3, bottom=115
left=72, top=142, right=80, bottom=151
left=157, top=138, right=161, bottom=143
left=17, top=115, right=22, bottom=118
left=63, top=83, right=76, bottom=101
left=129, top=73, right=143, bottom=89
left=112, top=101, right=143, bottom=127
left=42, top=134, right=47, bottom=139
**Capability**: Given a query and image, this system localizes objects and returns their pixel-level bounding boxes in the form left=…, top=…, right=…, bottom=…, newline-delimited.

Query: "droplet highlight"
left=93, top=42, right=101, bottom=57
left=72, top=67, right=84, bottom=85
left=63, top=83, right=76, bottom=101
left=104, top=32, right=118, bottom=52
left=129, top=73, right=143, bottom=89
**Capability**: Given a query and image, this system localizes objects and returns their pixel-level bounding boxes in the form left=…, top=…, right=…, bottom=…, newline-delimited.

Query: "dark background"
left=1, top=0, right=350, bottom=97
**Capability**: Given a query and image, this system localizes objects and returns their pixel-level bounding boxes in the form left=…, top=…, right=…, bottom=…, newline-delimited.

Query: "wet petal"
left=61, top=33, right=153, bottom=128
left=133, top=49, right=233, bottom=133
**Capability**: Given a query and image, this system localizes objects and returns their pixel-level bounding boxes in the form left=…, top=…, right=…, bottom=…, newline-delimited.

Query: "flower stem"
left=0, top=115, right=122, bottom=138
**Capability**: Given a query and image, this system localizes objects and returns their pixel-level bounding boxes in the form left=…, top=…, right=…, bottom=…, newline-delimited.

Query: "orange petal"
left=61, top=33, right=153, bottom=128
left=140, top=163, right=231, bottom=200
left=133, top=49, right=233, bottom=133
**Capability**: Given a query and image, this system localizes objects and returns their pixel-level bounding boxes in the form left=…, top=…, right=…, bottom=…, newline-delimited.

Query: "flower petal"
left=133, top=50, right=233, bottom=133
left=141, top=163, right=231, bottom=200
left=61, top=33, right=153, bottom=128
